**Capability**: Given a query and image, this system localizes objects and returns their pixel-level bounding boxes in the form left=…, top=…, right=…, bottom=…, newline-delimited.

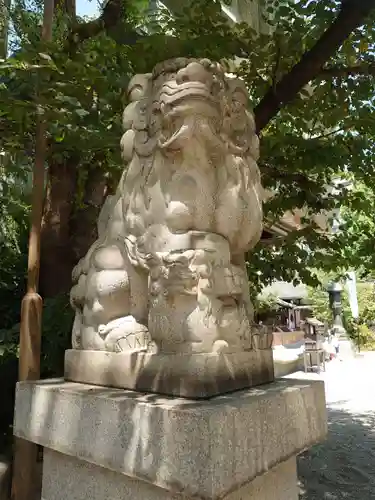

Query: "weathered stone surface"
left=64, top=348, right=274, bottom=398
left=41, top=449, right=298, bottom=500
left=226, top=458, right=298, bottom=500
left=14, top=378, right=327, bottom=499
left=65, top=57, right=272, bottom=397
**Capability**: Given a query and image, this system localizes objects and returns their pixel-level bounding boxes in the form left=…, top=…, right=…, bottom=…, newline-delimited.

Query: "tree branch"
left=65, top=0, right=134, bottom=54
left=260, top=162, right=320, bottom=190
left=64, top=0, right=375, bottom=123
left=320, top=63, right=375, bottom=77
left=254, top=0, right=375, bottom=134
left=311, top=125, right=354, bottom=139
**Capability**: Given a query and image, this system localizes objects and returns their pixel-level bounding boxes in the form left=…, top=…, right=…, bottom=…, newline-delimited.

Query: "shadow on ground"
left=298, top=406, right=375, bottom=500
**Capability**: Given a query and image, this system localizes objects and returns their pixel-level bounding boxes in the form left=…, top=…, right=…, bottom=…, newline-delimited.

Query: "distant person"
left=331, top=333, right=340, bottom=358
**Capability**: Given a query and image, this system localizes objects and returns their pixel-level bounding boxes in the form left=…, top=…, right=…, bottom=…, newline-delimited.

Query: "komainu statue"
left=66, top=58, right=274, bottom=397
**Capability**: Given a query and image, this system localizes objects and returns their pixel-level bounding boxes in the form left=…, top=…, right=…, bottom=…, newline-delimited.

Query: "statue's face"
left=158, top=60, right=219, bottom=108
left=146, top=59, right=255, bottom=157
left=152, top=59, right=225, bottom=151
left=123, top=58, right=258, bottom=164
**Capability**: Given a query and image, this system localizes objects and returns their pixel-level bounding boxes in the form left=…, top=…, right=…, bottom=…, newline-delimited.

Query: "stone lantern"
left=326, top=282, right=347, bottom=338
left=327, top=281, right=355, bottom=358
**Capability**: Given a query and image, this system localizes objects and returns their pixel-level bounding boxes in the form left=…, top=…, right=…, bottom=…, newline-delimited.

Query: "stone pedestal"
left=14, top=378, right=327, bottom=500
left=64, top=347, right=274, bottom=399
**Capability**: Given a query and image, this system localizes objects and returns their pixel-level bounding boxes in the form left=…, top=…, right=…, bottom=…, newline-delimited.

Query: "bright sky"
left=76, top=0, right=100, bottom=17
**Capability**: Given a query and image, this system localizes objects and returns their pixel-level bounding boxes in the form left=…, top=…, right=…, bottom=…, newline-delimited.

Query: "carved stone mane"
left=66, top=58, right=273, bottom=398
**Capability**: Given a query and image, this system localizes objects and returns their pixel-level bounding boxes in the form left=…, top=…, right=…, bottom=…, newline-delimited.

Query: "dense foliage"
left=0, top=155, right=30, bottom=330
left=0, top=0, right=375, bottom=379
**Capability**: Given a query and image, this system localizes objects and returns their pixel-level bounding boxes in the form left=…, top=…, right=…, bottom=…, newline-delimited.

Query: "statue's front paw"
left=99, top=316, right=152, bottom=353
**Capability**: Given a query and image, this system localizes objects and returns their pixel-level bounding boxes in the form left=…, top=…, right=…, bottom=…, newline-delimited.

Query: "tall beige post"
left=14, top=58, right=326, bottom=500
left=11, top=1, right=54, bottom=499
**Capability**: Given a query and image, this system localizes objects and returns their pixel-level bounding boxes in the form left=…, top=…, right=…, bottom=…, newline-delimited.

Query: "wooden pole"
left=0, top=0, right=11, bottom=60
left=11, top=1, right=54, bottom=499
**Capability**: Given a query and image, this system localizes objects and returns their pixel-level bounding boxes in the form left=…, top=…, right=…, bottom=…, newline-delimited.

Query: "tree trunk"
left=0, top=0, right=11, bottom=59
left=69, top=164, right=113, bottom=264
left=40, top=154, right=112, bottom=298
left=39, top=156, right=78, bottom=297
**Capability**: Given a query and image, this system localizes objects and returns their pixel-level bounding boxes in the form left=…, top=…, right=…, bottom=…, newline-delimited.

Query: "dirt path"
left=290, top=353, right=375, bottom=500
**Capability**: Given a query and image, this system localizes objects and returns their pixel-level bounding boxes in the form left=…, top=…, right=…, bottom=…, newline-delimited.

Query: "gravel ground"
left=288, top=352, right=375, bottom=500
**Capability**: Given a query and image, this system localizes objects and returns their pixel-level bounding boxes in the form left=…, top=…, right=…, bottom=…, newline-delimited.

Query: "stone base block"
left=41, top=448, right=298, bottom=500
left=64, top=348, right=274, bottom=398
left=14, top=378, right=327, bottom=500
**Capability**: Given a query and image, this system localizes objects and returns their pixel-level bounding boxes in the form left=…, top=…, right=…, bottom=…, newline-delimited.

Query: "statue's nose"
left=176, top=62, right=213, bottom=86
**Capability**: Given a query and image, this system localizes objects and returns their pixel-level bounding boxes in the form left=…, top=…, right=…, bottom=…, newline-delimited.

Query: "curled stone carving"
left=66, top=58, right=273, bottom=397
